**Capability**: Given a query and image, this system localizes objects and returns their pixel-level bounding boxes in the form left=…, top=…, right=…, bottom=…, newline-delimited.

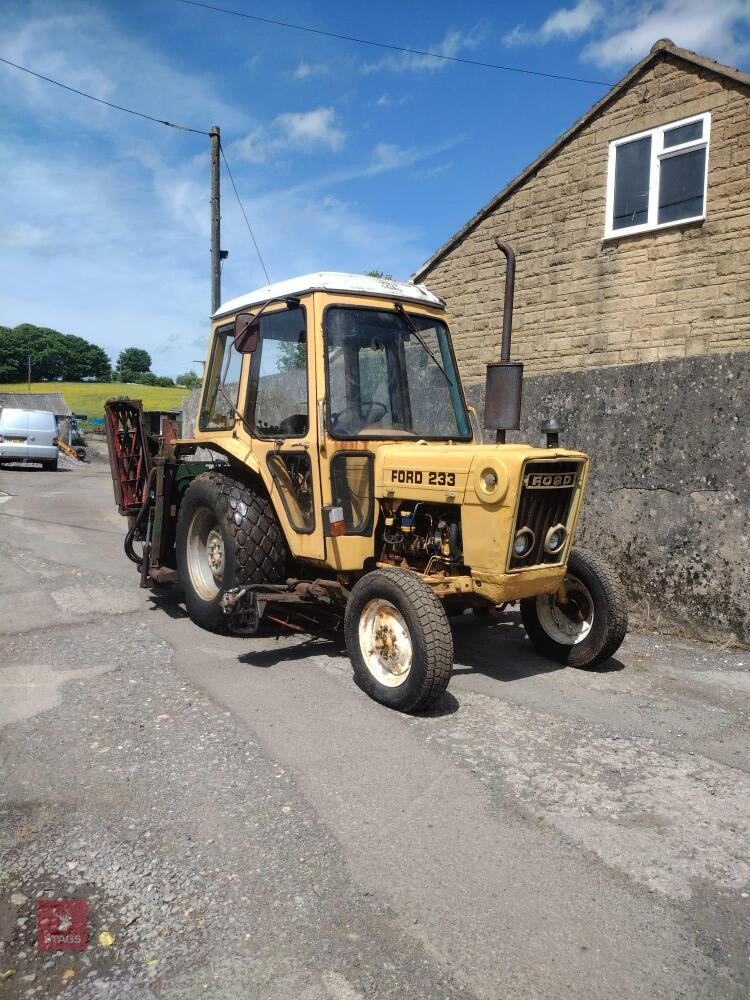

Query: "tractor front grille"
left=508, top=460, right=583, bottom=570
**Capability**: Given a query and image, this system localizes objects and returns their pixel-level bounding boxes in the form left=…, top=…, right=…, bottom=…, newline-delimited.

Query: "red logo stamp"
left=37, top=899, right=88, bottom=951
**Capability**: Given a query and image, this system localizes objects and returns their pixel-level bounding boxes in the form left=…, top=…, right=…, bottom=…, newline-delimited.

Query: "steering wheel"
left=332, top=400, right=387, bottom=432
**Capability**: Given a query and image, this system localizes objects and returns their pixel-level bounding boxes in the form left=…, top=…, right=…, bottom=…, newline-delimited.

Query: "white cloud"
left=504, top=0, right=603, bottom=46
left=291, top=61, right=331, bottom=80
left=286, top=137, right=464, bottom=193
left=362, top=23, right=489, bottom=73
left=376, top=93, right=411, bottom=107
left=424, top=162, right=454, bottom=178
left=231, top=107, right=346, bottom=164
left=276, top=108, right=346, bottom=151
left=0, top=223, right=52, bottom=251
left=583, top=0, right=750, bottom=68
left=503, top=0, right=750, bottom=68
left=0, top=8, right=243, bottom=137
left=370, top=143, right=425, bottom=171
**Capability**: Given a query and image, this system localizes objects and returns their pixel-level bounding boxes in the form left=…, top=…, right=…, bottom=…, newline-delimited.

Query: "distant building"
left=413, top=39, right=750, bottom=382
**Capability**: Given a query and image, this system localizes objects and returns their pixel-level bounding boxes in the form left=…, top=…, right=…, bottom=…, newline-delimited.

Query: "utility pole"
left=210, top=125, right=221, bottom=316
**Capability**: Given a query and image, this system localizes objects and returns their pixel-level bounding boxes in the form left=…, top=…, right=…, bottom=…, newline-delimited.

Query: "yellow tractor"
left=105, top=243, right=626, bottom=711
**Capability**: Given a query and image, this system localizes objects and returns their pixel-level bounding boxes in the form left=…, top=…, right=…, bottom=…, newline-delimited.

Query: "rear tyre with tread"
left=345, top=568, right=453, bottom=712
left=520, top=547, right=627, bottom=669
left=176, top=471, right=285, bottom=633
left=43, top=459, right=58, bottom=471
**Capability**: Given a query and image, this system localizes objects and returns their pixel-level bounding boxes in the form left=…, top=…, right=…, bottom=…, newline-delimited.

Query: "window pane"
left=325, top=307, right=469, bottom=439
left=658, top=147, right=706, bottom=224
left=331, top=453, right=373, bottom=533
left=403, top=322, right=467, bottom=437
left=663, top=120, right=702, bottom=147
left=200, top=327, right=243, bottom=431
left=268, top=452, right=314, bottom=531
left=612, top=135, right=651, bottom=230
left=250, top=308, right=308, bottom=437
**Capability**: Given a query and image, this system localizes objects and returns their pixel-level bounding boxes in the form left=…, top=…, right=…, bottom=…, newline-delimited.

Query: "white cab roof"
left=212, top=272, right=445, bottom=319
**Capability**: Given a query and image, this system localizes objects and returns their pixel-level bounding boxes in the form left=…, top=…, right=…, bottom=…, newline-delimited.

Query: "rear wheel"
left=345, top=568, right=453, bottom=712
left=520, top=548, right=627, bottom=668
left=42, top=458, right=58, bottom=471
left=176, top=471, right=285, bottom=632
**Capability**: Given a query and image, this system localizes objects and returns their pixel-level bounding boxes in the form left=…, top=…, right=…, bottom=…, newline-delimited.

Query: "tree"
left=277, top=341, right=307, bottom=373
left=154, top=375, right=175, bottom=387
left=176, top=370, right=202, bottom=388
left=135, top=371, right=158, bottom=386
left=117, top=347, right=152, bottom=380
left=0, top=324, right=112, bottom=382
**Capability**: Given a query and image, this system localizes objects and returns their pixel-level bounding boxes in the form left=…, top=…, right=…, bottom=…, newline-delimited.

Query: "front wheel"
left=344, top=568, right=453, bottom=712
left=520, top=548, right=627, bottom=668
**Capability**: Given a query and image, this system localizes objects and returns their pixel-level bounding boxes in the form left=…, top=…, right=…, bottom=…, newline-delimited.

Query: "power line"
left=174, top=0, right=615, bottom=88
left=0, top=55, right=211, bottom=134
left=220, top=143, right=271, bottom=284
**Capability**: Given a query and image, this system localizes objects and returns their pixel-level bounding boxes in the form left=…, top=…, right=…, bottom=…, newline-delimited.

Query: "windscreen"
left=325, top=306, right=470, bottom=439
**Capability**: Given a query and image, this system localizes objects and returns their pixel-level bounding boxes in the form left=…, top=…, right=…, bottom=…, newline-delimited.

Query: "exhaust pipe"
left=484, top=238, right=524, bottom=444
left=497, top=238, right=515, bottom=363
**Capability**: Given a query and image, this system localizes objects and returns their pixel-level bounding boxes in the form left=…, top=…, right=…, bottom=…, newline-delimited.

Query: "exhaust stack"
left=484, top=238, right=523, bottom=444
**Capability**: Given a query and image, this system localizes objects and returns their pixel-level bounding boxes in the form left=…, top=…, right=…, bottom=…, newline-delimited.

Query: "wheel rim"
left=536, top=574, right=594, bottom=645
left=186, top=507, right=225, bottom=600
left=358, top=598, right=413, bottom=687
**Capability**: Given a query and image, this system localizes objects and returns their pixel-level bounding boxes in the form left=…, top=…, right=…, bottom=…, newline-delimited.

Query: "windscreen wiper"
left=393, top=301, right=452, bottom=386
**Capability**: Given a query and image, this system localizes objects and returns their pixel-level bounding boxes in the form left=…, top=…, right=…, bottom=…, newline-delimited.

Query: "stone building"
left=413, top=40, right=749, bottom=644
left=413, top=39, right=750, bottom=380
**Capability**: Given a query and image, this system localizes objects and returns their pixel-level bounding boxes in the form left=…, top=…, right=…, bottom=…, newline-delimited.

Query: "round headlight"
left=513, top=527, right=534, bottom=558
left=544, top=523, right=567, bottom=554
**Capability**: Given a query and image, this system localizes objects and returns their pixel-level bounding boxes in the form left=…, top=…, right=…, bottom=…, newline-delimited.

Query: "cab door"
left=241, top=301, right=326, bottom=562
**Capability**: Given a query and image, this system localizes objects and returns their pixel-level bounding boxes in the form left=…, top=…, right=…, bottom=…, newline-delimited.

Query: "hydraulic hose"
left=124, top=468, right=156, bottom=565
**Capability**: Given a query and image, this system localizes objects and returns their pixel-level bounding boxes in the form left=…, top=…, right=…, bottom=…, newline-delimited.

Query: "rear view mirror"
left=234, top=312, right=259, bottom=354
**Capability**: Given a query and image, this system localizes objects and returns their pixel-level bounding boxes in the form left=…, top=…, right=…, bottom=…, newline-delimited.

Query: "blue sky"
left=2, top=0, right=749, bottom=377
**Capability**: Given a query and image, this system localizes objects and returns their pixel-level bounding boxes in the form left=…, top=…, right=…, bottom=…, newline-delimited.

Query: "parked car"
left=0, top=408, right=59, bottom=470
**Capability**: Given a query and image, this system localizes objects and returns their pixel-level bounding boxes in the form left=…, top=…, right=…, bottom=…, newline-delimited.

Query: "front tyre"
left=520, top=548, right=627, bottom=668
left=176, top=471, right=285, bottom=632
left=345, top=568, right=453, bottom=712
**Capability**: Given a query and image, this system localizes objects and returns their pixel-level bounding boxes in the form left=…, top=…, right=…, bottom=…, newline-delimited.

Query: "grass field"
left=0, top=382, right=192, bottom=423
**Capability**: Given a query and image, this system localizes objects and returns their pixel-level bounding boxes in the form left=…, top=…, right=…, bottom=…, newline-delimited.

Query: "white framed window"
left=604, top=112, right=710, bottom=238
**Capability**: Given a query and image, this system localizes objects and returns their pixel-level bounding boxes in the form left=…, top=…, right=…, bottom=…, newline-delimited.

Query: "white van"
left=0, top=408, right=59, bottom=470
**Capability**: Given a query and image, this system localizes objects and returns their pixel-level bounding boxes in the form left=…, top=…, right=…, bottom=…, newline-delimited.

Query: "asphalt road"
left=1, top=454, right=749, bottom=999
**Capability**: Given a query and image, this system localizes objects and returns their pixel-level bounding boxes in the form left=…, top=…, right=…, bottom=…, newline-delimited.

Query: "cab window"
left=247, top=307, right=308, bottom=438
left=200, top=324, right=243, bottom=432
left=325, top=306, right=469, bottom=439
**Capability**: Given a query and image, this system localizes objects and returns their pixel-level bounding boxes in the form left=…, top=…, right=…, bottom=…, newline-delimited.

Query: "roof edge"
left=412, top=39, right=750, bottom=282
left=212, top=271, right=445, bottom=319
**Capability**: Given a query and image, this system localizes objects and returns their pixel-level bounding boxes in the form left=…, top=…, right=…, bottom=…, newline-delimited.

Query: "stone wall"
left=465, top=351, right=750, bottom=645
left=417, top=54, right=750, bottom=382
